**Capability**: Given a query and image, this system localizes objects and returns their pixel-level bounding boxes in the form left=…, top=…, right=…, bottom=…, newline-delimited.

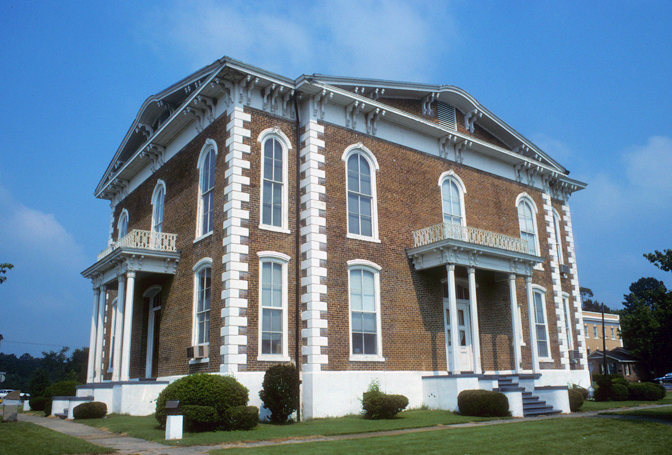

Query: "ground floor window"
left=348, top=260, right=382, bottom=360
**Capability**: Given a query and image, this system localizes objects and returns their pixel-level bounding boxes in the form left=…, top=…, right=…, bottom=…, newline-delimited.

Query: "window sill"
left=257, top=355, right=291, bottom=362
left=259, top=224, right=291, bottom=234
left=346, top=233, right=381, bottom=243
left=193, top=231, right=213, bottom=244
left=538, top=357, right=553, bottom=363
left=533, top=264, right=544, bottom=271
left=188, top=357, right=210, bottom=365
left=349, top=355, right=385, bottom=362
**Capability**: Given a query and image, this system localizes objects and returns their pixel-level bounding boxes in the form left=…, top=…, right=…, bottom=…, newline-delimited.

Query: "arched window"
left=258, top=128, right=291, bottom=232
left=197, top=140, right=217, bottom=238
left=152, top=180, right=166, bottom=233
left=193, top=258, right=212, bottom=345
left=257, top=251, right=291, bottom=361
left=532, top=286, right=550, bottom=359
left=348, top=259, right=383, bottom=360
left=438, top=171, right=467, bottom=225
left=516, top=194, right=539, bottom=255
left=117, top=209, right=129, bottom=241
left=562, top=292, right=574, bottom=350
left=343, top=144, right=379, bottom=241
left=553, top=209, right=564, bottom=264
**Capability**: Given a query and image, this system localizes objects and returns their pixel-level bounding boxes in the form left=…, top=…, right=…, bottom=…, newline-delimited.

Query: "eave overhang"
left=82, top=247, right=181, bottom=286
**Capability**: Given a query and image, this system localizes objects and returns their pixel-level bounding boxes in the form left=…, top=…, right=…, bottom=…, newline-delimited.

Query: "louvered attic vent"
left=437, top=102, right=457, bottom=130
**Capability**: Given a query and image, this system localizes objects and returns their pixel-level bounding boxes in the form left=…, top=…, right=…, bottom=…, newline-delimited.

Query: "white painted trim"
left=145, top=291, right=162, bottom=378
left=192, top=257, right=213, bottom=272
left=257, top=127, right=293, bottom=149
left=516, top=193, right=541, bottom=256
left=143, top=285, right=163, bottom=299
left=117, top=209, right=129, bottom=241
left=552, top=208, right=564, bottom=265
left=195, top=139, right=218, bottom=238
left=347, top=261, right=384, bottom=361
left=342, top=144, right=380, bottom=241
left=341, top=143, right=380, bottom=170
left=151, top=180, right=166, bottom=233
left=257, top=254, right=290, bottom=361
left=515, top=192, right=538, bottom=214
left=531, top=284, right=553, bottom=363
left=258, top=251, right=292, bottom=262
left=438, top=170, right=467, bottom=226
left=107, top=298, right=118, bottom=373
left=258, top=129, right=290, bottom=231
left=192, top=258, right=213, bottom=346
left=192, top=231, right=213, bottom=244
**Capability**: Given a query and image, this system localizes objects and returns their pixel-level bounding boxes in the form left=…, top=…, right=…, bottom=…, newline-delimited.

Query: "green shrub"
left=568, top=389, right=584, bottom=412
left=224, top=405, right=259, bottom=430
left=458, top=390, right=509, bottom=417
left=155, top=373, right=249, bottom=430
left=594, top=375, right=613, bottom=402
left=259, top=364, right=300, bottom=424
left=362, top=390, right=409, bottom=419
left=571, top=384, right=589, bottom=400
left=43, top=380, right=82, bottom=416
left=181, top=405, right=219, bottom=432
left=73, top=402, right=107, bottom=419
left=627, top=383, right=664, bottom=401
left=612, top=376, right=629, bottom=387
left=610, top=384, right=629, bottom=401
left=652, top=383, right=667, bottom=399
left=29, top=396, right=48, bottom=411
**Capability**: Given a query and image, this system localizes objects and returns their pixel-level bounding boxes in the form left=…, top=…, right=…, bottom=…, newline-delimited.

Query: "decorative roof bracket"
left=209, top=77, right=234, bottom=106
left=465, top=109, right=482, bottom=133
left=422, top=92, right=439, bottom=116
left=194, top=95, right=216, bottom=123
left=140, top=144, right=166, bottom=173
left=183, top=106, right=205, bottom=132
left=312, top=89, right=333, bottom=119
left=455, top=138, right=472, bottom=164
left=345, top=100, right=365, bottom=128
left=438, top=134, right=457, bottom=159
left=366, top=108, right=386, bottom=135
left=135, top=123, right=154, bottom=140
left=282, top=90, right=296, bottom=118
left=239, top=75, right=259, bottom=105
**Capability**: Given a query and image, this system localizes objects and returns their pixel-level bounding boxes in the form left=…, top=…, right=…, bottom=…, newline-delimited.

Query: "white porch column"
left=508, top=274, right=521, bottom=373
left=526, top=276, right=540, bottom=373
left=94, top=285, right=107, bottom=382
left=120, top=271, right=136, bottom=381
left=447, top=264, right=460, bottom=374
left=87, top=287, right=100, bottom=383
left=111, top=275, right=126, bottom=381
left=468, top=267, right=482, bottom=374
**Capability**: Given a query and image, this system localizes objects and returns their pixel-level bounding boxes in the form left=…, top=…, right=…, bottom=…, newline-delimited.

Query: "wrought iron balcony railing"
left=98, top=230, right=178, bottom=261
left=412, top=222, right=529, bottom=254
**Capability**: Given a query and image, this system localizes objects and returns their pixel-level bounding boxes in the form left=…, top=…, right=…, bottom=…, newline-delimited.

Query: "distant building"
left=582, top=311, right=622, bottom=354
left=587, top=347, right=642, bottom=381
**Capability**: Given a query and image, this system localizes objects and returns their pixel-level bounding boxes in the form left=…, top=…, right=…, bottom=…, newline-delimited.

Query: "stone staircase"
left=496, top=376, right=561, bottom=417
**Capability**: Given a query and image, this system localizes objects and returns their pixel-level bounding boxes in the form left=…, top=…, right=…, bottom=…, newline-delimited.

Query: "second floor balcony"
left=408, top=222, right=543, bottom=276
left=98, top=229, right=178, bottom=261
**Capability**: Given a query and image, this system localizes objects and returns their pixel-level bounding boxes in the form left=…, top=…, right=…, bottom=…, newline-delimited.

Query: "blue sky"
left=1, top=0, right=671, bottom=358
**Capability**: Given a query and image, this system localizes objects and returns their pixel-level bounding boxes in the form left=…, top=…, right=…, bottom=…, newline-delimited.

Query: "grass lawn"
left=604, top=406, right=672, bottom=421
left=80, top=409, right=499, bottom=446
left=581, top=395, right=672, bottom=412
left=213, top=416, right=672, bottom=455
left=0, top=421, right=114, bottom=455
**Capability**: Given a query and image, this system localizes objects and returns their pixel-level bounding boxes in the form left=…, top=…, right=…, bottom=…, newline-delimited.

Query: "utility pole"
left=602, top=303, right=607, bottom=374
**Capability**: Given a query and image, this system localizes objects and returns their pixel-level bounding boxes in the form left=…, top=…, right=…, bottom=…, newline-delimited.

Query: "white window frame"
left=342, top=144, right=380, bottom=242
left=516, top=193, right=542, bottom=266
left=257, top=251, right=291, bottom=361
left=143, top=285, right=162, bottom=377
left=195, top=139, right=218, bottom=242
left=594, top=325, right=599, bottom=338
left=438, top=170, right=467, bottom=226
left=192, top=258, right=213, bottom=352
left=553, top=209, right=564, bottom=264
left=531, top=285, right=552, bottom=362
left=562, top=292, right=574, bottom=350
left=611, top=327, right=615, bottom=340
left=347, top=259, right=384, bottom=361
left=585, top=324, right=589, bottom=338
left=151, top=180, right=166, bottom=234
left=107, top=298, right=118, bottom=373
left=117, top=209, right=129, bottom=241
left=258, top=128, right=291, bottom=234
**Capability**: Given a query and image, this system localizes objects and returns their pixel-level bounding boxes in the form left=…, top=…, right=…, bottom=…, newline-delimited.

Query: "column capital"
left=467, top=266, right=476, bottom=274
left=525, top=276, right=533, bottom=284
left=509, top=273, right=517, bottom=281
left=118, top=273, right=127, bottom=284
left=126, top=271, right=136, bottom=279
left=446, top=264, right=456, bottom=272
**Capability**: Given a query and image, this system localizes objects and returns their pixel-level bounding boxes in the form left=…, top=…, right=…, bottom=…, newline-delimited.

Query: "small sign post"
left=165, top=400, right=183, bottom=440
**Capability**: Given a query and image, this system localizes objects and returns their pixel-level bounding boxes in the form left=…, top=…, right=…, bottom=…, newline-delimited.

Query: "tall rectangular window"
left=563, top=294, right=574, bottom=350
left=200, top=147, right=216, bottom=236
left=533, top=290, right=549, bottom=358
left=196, top=267, right=211, bottom=345
left=594, top=325, right=599, bottom=339
left=262, top=138, right=284, bottom=228
left=349, top=265, right=382, bottom=358
left=261, top=261, right=283, bottom=355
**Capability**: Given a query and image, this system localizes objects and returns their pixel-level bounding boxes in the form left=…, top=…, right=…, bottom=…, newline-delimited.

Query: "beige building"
left=582, top=311, right=622, bottom=354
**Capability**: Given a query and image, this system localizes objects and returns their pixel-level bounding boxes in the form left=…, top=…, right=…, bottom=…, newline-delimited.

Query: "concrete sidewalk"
left=16, top=404, right=672, bottom=454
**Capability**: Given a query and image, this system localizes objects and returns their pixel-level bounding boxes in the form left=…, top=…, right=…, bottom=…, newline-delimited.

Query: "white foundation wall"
left=536, top=369, right=591, bottom=389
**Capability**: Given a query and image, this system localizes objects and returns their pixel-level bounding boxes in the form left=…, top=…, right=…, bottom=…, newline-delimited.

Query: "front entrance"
left=443, top=283, right=473, bottom=372
left=144, top=287, right=162, bottom=378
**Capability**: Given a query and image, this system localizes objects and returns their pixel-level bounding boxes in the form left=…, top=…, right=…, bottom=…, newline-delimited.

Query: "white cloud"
left=624, top=135, right=672, bottom=200
left=142, top=0, right=457, bottom=82
left=529, top=133, right=574, bottom=165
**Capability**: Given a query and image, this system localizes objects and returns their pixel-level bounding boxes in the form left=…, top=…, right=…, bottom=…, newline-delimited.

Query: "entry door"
left=444, top=300, right=473, bottom=372
left=145, top=293, right=161, bottom=378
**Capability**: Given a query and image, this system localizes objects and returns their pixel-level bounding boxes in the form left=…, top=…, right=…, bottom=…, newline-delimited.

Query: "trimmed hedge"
left=259, top=364, right=300, bottom=424
left=362, top=391, right=409, bottom=419
left=43, top=380, right=81, bottom=416
left=594, top=375, right=614, bottom=402
left=181, top=405, right=219, bottom=432
left=571, top=385, right=589, bottom=400
left=458, top=390, right=509, bottom=417
left=628, top=383, right=665, bottom=401
left=73, top=402, right=107, bottom=419
left=155, top=374, right=249, bottom=430
left=568, top=389, right=584, bottom=412
left=224, top=406, right=259, bottom=431
left=652, top=383, right=667, bottom=399
left=611, top=384, right=629, bottom=401
left=29, top=396, right=48, bottom=411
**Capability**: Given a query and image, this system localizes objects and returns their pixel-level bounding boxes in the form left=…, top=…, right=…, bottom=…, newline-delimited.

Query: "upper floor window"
left=193, top=258, right=212, bottom=345
left=439, top=171, right=467, bottom=225
left=553, top=209, right=564, bottom=264
left=117, top=209, right=129, bottom=240
left=348, top=260, right=383, bottom=361
left=258, top=251, right=290, bottom=361
left=585, top=324, right=589, bottom=338
left=533, top=288, right=550, bottom=359
left=594, top=325, right=599, bottom=338
left=258, top=128, right=291, bottom=233
left=197, top=140, right=217, bottom=238
left=562, top=293, right=574, bottom=350
left=611, top=327, right=615, bottom=340
left=343, top=144, right=380, bottom=241
left=152, top=180, right=166, bottom=233
left=516, top=194, right=540, bottom=255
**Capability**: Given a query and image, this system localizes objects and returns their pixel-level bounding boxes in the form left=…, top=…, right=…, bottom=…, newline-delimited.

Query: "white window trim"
left=257, top=251, right=291, bottom=361
left=195, top=139, right=218, bottom=240
left=151, top=179, right=166, bottom=233
left=117, top=209, right=129, bottom=241
left=585, top=324, right=589, bottom=338
left=531, top=284, right=552, bottom=362
left=342, top=143, right=381, bottom=243
left=438, top=170, right=467, bottom=226
left=347, top=259, right=384, bottom=362
left=553, top=209, right=564, bottom=265
left=143, top=286, right=162, bottom=377
left=107, top=298, right=118, bottom=373
left=516, top=193, right=542, bottom=269
left=562, top=292, right=574, bottom=350
left=258, top=128, right=291, bottom=234
left=192, top=258, right=213, bottom=348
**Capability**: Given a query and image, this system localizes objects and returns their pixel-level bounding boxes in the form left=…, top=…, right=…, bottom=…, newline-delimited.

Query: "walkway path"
left=16, top=404, right=672, bottom=454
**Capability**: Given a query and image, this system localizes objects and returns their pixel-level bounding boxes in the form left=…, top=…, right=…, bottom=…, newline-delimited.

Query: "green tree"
left=620, top=252, right=672, bottom=378
left=0, top=263, right=13, bottom=284
left=580, top=286, right=617, bottom=313
left=644, top=249, right=672, bottom=272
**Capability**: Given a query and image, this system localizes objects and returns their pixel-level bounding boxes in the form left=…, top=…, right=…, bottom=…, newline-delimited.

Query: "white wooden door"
left=444, top=300, right=473, bottom=372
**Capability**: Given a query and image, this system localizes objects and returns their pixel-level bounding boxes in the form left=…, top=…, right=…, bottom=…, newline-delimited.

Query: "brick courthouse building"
left=80, top=56, right=590, bottom=418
